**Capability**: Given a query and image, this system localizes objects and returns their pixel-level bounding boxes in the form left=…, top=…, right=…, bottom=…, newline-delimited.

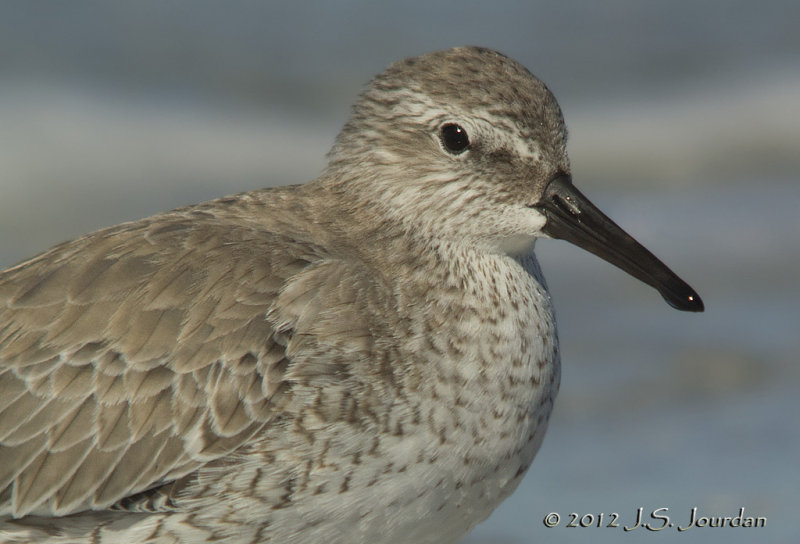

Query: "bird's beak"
left=532, top=175, right=704, bottom=312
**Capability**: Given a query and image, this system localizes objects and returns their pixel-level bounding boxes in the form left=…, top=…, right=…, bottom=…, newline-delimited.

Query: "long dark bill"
left=533, top=175, right=704, bottom=312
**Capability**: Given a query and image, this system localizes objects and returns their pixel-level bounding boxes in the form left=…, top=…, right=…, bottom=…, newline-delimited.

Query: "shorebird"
left=0, top=47, right=702, bottom=544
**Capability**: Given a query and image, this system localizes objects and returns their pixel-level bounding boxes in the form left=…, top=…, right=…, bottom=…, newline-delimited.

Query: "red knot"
left=0, top=47, right=702, bottom=544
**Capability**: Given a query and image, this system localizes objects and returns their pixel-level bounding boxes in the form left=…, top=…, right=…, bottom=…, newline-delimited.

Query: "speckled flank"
left=0, top=47, right=567, bottom=543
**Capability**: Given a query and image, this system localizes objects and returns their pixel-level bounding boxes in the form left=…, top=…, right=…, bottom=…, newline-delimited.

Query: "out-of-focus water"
left=0, top=2, right=798, bottom=543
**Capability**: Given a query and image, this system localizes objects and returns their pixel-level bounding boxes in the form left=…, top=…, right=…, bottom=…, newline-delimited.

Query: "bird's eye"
left=440, top=123, right=470, bottom=154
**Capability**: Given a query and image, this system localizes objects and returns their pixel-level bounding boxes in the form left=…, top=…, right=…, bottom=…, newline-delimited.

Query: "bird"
left=0, top=46, right=703, bottom=544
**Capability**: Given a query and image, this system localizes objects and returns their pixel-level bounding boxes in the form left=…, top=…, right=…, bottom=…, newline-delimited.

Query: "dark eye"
left=440, top=123, right=470, bottom=154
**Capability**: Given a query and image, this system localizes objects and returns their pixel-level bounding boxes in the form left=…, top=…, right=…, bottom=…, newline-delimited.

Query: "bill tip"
left=666, top=291, right=704, bottom=312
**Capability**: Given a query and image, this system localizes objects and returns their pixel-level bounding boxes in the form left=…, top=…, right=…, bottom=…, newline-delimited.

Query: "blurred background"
left=0, top=2, right=797, bottom=543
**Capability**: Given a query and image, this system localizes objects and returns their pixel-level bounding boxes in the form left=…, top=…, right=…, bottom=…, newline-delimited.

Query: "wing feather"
left=95, top=403, right=130, bottom=451
left=48, top=400, right=96, bottom=451
left=13, top=437, right=94, bottom=515
left=53, top=442, right=127, bottom=513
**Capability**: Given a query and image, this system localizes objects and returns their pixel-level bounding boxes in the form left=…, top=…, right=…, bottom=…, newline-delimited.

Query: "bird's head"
left=326, top=46, right=703, bottom=312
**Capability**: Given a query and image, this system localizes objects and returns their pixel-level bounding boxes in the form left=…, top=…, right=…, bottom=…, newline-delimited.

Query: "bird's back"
left=0, top=188, right=326, bottom=518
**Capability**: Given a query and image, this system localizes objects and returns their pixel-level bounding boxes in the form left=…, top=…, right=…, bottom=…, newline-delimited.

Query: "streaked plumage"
left=0, top=47, right=701, bottom=543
